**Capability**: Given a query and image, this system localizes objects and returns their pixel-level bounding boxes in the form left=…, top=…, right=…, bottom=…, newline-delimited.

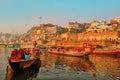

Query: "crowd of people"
left=10, top=41, right=41, bottom=61
left=10, top=48, right=41, bottom=61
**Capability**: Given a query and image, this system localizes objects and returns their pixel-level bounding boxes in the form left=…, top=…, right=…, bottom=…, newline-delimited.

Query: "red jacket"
left=10, top=50, right=17, bottom=60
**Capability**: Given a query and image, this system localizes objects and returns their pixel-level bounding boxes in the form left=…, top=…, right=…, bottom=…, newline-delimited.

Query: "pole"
left=39, top=17, right=42, bottom=25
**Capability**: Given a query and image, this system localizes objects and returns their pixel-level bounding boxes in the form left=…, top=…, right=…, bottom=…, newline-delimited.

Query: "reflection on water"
left=43, top=53, right=95, bottom=71
left=89, top=54, right=120, bottom=80
left=0, top=48, right=120, bottom=80
left=0, top=48, right=12, bottom=80
left=40, top=52, right=120, bottom=80
left=90, top=54, right=120, bottom=70
left=40, top=53, right=97, bottom=79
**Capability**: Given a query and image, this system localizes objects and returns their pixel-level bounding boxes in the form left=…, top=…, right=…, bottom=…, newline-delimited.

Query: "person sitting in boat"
left=10, top=48, right=18, bottom=60
left=33, top=41, right=37, bottom=48
left=35, top=48, right=41, bottom=57
left=10, top=48, right=26, bottom=60
left=30, top=48, right=41, bottom=59
left=17, top=48, right=25, bottom=59
left=24, top=48, right=31, bottom=60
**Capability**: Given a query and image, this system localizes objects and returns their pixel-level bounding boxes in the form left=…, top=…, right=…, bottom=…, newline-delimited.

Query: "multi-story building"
left=114, top=17, right=120, bottom=23
left=67, top=22, right=85, bottom=33
left=87, top=20, right=109, bottom=32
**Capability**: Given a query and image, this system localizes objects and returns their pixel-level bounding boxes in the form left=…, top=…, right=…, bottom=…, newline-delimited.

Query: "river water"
left=0, top=48, right=120, bottom=80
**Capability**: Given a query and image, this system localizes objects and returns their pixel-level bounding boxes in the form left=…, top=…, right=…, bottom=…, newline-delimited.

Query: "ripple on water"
left=0, top=62, right=7, bottom=80
left=35, top=68, right=96, bottom=80
left=0, top=69, right=6, bottom=80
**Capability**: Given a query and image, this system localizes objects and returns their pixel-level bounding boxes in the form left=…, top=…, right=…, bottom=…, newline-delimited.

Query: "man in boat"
left=18, top=48, right=25, bottom=59
left=23, top=48, right=31, bottom=60
left=30, top=48, right=41, bottom=59
left=10, top=48, right=24, bottom=60
left=30, top=40, right=41, bottom=59
left=33, top=41, right=37, bottom=48
left=10, top=48, right=18, bottom=60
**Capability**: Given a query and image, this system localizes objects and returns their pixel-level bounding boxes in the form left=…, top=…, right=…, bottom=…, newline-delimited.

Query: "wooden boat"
left=0, top=44, right=6, bottom=48
left=7, top=44, right=21, bottom=49
left=7, top=57, right=41, bottom=71
left=47, top=45, right=95, bottom=57
left=7, top=44, right=14, bottom=48
left=6, top=59, right=41, bottom=80
left=93, top=48, right=120, bottom=55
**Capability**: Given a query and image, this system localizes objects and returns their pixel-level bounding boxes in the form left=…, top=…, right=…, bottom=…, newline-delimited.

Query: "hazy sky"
left=0, top=0, right=120, bottom=34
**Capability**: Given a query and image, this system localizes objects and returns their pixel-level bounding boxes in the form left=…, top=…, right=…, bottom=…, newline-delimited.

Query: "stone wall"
left=53, top=31, right=118, bottom=47
left=78, top=31, right=117, bottom=41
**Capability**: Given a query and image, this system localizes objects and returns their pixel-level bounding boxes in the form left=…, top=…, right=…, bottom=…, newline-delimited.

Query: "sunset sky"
left=0, top=0, right=120, bottom=34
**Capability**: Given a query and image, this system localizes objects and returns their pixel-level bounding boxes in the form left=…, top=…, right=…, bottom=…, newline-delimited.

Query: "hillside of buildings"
left=1, top=17, right=120, bottom=48
left=0, top=33, right=21, bottom=44
left=23, top=17, right=120, bottom=47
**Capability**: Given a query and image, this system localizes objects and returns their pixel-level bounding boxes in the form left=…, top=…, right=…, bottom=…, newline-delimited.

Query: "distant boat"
left=47, top=45, right=95, bottom=57
left=7, top=44, right=20, bottom=49
left=14, top=44, right=21, bottom=49
left=7, top=44, right=14, bottom=48
left=0, top=44, right=6, bottom=48
left=93, top=48, right=120, bottom=55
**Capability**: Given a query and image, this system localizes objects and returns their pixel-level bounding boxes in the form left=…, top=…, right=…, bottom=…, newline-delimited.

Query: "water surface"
left=0, top=48, right=120, bottom=80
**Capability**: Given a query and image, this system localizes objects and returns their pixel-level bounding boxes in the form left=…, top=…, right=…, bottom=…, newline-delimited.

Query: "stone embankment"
left=20, top=39, right=120, bottom=49
left=21, top=44, right=33, bottom=48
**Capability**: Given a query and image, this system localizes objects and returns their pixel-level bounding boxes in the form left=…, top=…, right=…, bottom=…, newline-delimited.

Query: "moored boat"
left=7, top=44, right=21, bottom=49
left=7, top=44, right=14, bottom=48
left=93, top=48, right=120, bottom=55
left=47, top=44, right=95, bottom=57
left=0, top=44, right=6, bottom=48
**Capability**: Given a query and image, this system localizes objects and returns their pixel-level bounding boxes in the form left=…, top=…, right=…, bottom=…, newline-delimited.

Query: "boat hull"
left=93, top=49, right=120, bottom=55
left=47, top=47, right=94, bottom=57
left=7, top=57, right=41, bottom=71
